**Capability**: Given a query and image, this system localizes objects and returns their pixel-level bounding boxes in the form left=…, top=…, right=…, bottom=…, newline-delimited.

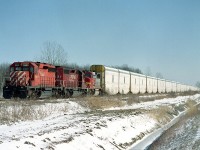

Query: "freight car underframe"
left=3, top=85, right=100, bottom=99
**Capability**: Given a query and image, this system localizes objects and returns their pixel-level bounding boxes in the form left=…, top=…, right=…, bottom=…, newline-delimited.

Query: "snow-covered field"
left=0, top=94, right=200, bottom=150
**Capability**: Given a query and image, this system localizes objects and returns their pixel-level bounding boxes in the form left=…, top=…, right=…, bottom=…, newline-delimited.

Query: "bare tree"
left=39, top=41, right=68, bottom=66
left=113, top=64, right=143, bottom=74
left=67, top=63, right=80, bottom=69
left=156, top=72, right=164, bottom=79
left=0, top=63, right=10, bottom=91
left=195, top=81, right=200, bottom=88
left=67, top=63, right=91, bottom=70
left=145, top=67, right=152, bottom=76
left=82, top=64, right=90, bottom=70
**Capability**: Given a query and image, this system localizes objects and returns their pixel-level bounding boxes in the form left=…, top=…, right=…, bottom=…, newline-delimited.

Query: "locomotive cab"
left=83, top=71, right=96, bottom=89
left=3, top=62, right=33, bottom=99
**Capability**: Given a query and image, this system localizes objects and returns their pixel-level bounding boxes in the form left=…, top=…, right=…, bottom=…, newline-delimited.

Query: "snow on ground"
left=0, top=94, right=200, bottom=150
left=106, top=94, right=200, bottom=111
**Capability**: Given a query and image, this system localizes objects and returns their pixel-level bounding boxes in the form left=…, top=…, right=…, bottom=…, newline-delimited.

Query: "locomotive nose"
left=10, top=71, right=29, bottom=86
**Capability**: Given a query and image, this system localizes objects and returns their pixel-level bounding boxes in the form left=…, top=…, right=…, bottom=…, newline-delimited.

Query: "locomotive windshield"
left=16, top=67, right=22, bottom=71
left=14, top=67, right=26, bottom=71
left=22, top=67, right=29, bottom=71
left=10, top=66, right=31, bottom=72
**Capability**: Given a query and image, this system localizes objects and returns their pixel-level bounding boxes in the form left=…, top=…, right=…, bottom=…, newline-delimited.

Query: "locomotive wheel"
left=65, top=90, right=73, bottom=98
left=52, top=90, right=61, bottom=98
left=52, top=90, right=57, bottom=98
left=36, top=91, right=42, bottom=99
left=69, top=90, right=73, bottom=97
left=90, top=89, right=95, bottom=95
left=61, top=91, right=67, bottom=98
left=82, top=89, right=88, bottom=96
left=29, top=90, right=42, bottom=99
left=56, top=91, right=61, bottom=98
left=19, top=91, right=28, bottom=99
left=64, top=90, right=70, bottom=98
left=3, top=91, right=12, bottom=99
left=29, top=91, right=37, bottom=99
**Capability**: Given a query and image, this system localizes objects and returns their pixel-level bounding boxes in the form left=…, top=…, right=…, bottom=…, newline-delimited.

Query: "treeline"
left=0, top=63, right=10, bottom=91
left=66, top=63, right=90, bottom=70
left=67, top=63, right=143, bottom=74
left=112, top=64, right=143, bottom=74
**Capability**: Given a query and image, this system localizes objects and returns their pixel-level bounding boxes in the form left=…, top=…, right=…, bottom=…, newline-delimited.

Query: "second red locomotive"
left=3, top=61, right=99, bottom=99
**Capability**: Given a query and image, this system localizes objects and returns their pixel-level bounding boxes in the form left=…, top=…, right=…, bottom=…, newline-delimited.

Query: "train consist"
left=3, top=62, right=99, bottom=99
left=3, top=62, right=199, bottom=99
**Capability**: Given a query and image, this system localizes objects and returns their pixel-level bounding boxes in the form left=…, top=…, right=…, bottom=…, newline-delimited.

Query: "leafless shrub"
left=148, top=106, right=174, bottom=124
left=185, top=99, right=198, bottom=117
left=180, top=91, right=199, bottom=96
left=174, top=104, right=185, bottom=112
left=168, top=92, right=176, bottom=98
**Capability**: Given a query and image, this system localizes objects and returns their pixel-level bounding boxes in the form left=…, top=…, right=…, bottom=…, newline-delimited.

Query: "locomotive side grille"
left=10, top=71, right=26, bottom=86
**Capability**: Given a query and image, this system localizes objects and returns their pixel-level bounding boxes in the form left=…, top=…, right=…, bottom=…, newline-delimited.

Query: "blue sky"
left=0, top=0, right=200, bottom=85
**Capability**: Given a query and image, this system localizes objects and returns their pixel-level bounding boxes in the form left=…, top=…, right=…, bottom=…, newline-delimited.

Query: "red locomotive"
left=54, top=67, right=96, bottom=97
left=3, top=61, right=98, bottom=99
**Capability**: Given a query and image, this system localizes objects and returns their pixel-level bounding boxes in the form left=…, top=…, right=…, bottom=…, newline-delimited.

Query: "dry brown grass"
left=0, top=100, right=70, bottom=124
left=185, top=99, right=198, bottom=117
left=79, top=96, right=126, bottom=110
left=148, top=98, right=199, bottom=125
left=148, top=106, right=175, bottom=124
left=185, top=99, right=197, bottom=108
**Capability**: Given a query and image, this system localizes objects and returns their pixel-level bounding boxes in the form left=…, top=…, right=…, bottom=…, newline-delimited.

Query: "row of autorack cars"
left=90, top=65, right=199, bottom=95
